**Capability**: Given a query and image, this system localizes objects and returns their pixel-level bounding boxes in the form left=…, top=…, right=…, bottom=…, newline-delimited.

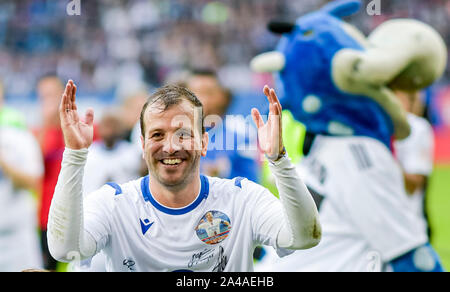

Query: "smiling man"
left=139, top=85, right=206, bottom=198
left=47, top=80, right=320, bottom=272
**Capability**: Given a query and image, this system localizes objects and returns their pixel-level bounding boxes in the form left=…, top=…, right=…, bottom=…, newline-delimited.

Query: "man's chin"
left=154, top=168, right=191, bottom=188
left=149, top=157, right=200, bottom=188
left=158, top=175, right=186, bottom=187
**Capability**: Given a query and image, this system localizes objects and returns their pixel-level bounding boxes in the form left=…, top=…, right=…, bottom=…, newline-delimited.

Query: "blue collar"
left=141, top=175, right=209, bottom=215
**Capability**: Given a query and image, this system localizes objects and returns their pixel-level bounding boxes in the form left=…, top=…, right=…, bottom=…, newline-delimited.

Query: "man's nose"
left=162, top=134, right=182, bottom=153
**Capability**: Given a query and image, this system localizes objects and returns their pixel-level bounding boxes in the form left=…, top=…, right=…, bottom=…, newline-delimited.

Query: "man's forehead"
left=145, top=100, right=198, bottom=119
left=144, top=100, right=201, bottom=130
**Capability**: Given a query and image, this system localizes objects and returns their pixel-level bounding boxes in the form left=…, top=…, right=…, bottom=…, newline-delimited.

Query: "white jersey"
left=75, top=140, right=142, bottom=272
left=271, top=135, right=428, bottom=272
left=394, top=114, right=434, bottom=234
left=83, top=141, right=142, bottom=194
left=83, top=175, right=290, bottom=272
left=0, top=126, right=43, bottom=271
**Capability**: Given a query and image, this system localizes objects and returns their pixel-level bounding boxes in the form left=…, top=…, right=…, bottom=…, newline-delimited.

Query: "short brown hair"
left=140, top=85, right=205, bottom=137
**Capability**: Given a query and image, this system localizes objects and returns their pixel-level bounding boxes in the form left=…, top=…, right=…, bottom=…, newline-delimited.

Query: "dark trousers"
left=40, top=230, right=58, bottom=271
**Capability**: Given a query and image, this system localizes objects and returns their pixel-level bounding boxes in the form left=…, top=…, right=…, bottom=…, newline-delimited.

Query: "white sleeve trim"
left=47, top=148, right=98, bottom=263
left=268, top=155, right=322, bottom=249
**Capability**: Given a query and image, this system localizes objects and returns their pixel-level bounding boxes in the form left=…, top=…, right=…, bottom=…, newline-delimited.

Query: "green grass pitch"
left=428, top=165, right=450, bottom=270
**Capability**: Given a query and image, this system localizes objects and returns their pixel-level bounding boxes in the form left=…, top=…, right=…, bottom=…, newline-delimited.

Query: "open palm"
left=251, top=86, right=284, bottom=161
left=59, top=80, right=94, bottom=150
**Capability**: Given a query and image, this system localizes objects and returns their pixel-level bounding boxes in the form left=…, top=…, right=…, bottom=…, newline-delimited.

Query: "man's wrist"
left=266, top=146, right=287, bottom=163
left=63, top=147, right=89, bottom=165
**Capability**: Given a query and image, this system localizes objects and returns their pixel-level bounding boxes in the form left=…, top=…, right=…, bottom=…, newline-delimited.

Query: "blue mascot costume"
left=251, top=0, right=447, bottom=272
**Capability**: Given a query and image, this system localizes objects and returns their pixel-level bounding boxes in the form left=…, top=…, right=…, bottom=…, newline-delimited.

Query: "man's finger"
left=59, top=94, right=71, bottom=123
left=66, top=82, right=74, bottom=110
left=61, top=83, right=70, bottom=108
left=269, top=100, right=281, bottom=117
left=72, top=84, right=78, bottom=110
left=263, top=85, right=273, bottom=104
left=268, top=88, right=282, bottom=117
left=59, top=93, right=66, bottom=113
left=251, top=108, right=264, bottom=129
left=84, top=108, right=95, bottom=127
left=270, top=88, right=280, bottom=103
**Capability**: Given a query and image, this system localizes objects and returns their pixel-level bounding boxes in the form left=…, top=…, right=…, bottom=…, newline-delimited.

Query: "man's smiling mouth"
left=161, top=158, right=183, bottom=165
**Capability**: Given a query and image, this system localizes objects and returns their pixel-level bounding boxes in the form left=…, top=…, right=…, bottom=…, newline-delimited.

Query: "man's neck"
left=148, top=174, right=201, bottom=209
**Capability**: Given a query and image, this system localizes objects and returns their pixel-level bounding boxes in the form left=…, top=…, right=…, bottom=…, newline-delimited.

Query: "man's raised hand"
left=251, top=85, right=284, bottom=161
left=59, top=80, right=94, bottom=150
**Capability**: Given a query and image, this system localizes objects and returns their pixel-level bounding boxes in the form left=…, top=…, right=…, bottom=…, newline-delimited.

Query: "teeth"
left=162, top=159, right=182, bottom=165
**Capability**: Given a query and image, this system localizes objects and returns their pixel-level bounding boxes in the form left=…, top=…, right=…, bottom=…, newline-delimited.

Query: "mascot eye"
left=302, top=30, right=314, bottom=37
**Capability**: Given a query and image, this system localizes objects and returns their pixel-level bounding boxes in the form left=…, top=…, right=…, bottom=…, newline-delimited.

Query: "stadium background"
left=0, top=0, right=449, bottom=270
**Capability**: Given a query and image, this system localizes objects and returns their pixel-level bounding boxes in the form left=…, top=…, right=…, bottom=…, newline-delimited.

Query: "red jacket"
left=35, top=125, right=98, bottom=230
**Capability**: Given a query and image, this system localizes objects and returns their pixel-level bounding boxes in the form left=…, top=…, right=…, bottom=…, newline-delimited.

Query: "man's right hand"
left=59, top=80, right=94, bottom=150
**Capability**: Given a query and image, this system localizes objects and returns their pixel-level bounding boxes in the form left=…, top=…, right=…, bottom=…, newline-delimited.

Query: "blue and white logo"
left=140, top=218, right=154, bottom=235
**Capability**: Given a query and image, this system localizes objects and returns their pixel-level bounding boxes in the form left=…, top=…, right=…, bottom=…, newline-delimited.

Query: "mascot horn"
left=250, top=0, right=447, bottom=148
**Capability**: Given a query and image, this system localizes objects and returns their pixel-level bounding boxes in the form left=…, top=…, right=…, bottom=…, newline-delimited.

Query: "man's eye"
left=177, top=131, right=192, bottom=139
left=151, top=133, right=162, bottom=139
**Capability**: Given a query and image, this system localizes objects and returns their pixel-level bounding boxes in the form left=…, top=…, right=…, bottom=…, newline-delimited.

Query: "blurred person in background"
left=122, top=91, right=149, bottom=145
left=394, top=89, right=435, bottom=238
left=34, top=74, right=67, bottom=271
left=0, top=81, right=27, bottom=129
left=0, top=79, right=43, bottom=271
left=121, top=88, right=154, bottom=177
left=83, top=108, right=142, bottom=194
left=187, top=69, right=260, bottom=182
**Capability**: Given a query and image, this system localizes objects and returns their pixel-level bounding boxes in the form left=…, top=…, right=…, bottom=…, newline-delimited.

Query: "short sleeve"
left=343, top=156, right=427, bottom=262
left=83, top=185, right=116, bottom=252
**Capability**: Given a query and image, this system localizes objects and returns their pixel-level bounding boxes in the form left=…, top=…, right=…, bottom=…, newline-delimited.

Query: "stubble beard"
left=147, top=151, right=201, bottom=192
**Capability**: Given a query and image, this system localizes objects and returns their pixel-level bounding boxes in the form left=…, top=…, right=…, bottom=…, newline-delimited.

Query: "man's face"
left=141, top=99, right=208, bottom=188
left=99, top=114, right=123, bottom=147
left=37, top=78, right=64, bottom=123
left=187, top=76, right=228, bottom=117
left=206, top=212, right=213, bottom=222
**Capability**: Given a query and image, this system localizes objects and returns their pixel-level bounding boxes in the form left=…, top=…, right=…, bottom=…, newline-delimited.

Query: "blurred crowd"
left=0, top=0, right=449, bottom=99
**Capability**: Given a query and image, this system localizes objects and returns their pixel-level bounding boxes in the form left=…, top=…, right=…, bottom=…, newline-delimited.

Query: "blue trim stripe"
left=106, top=182, right=123, bottom=195
left=141, top=175, right=210, bottom=215
left=234, top=177, right=245, bottom=188
left=141, top=176, right=151, bottom=202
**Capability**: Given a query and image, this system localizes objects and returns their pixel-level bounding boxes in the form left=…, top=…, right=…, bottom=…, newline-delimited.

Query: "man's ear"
left=201, top=132, right=209, bottom=157
left=140, top=135, right=145, bottom=159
